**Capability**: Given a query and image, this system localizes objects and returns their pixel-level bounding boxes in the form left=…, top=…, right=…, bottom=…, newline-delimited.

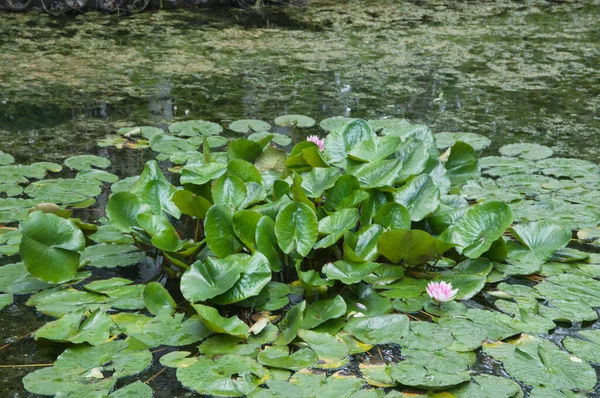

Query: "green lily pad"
left=212, top=252, right=272, bottom=305
left=181, top=255, right=244, bottom=303
left=257, top=346, right=318, bottom=370
left=344, top=314, right=410, bottom=345
left=394, top=175, right=440, bottom=222
left=230, top=119, right=271, bottom=134
left=324, top=119, right=375, bottom=166
left=160, top=351, right=198, bottom=368
left=315, top=208, right=359, bottom=249
left=390, top=349, right=472, bottom=390
left=298, top=329, right=349, bottom=369
left=76, top=169, right=119, bottom=184
left=444, top=141, right=480, bottom=189
left=562, top=330, right=600, bottom=364
left=25, top=178, right=102, bottom=204
left=276, top=300, right=306, bottom=346
left=449, top=374, right=522, bottom=397
left=64, top=155, right=111, bottom=171
left=323, top=260, right=381, bottom=284
left=508, top=221, right=571, bottom=264
left=302, top=295, right=347, bottom=329
left=199, top=335, right=260, bottom=358
left=275, top=114, right=316, bottom=128
left=401, top=322, right=453, bottom=351
left=275, top=201, right=318, bottom=257
left=23, top=340, right=151, bottom=396
left=0, top=293, right=13, bottom=310
left=143, top=282, right=176, bottom=316
left=169, top=120, right=223, bottom=137
left=193, top=303, right=249, bottom=338
left=80, top=243, right=145, bottom=268
left=19, top=211, right=85, bottom=284
left=499, top=143, right=554, bottom=160
left=536, top=157, right=599, bottom=178
left=439, top=201, right=513, bottom=258
left=112, top=312, right=210, bottom=348
left=177, top=355, right=267, bottom=397
left=434, top=132, right=491, bottom=151
left=35, top=308, right=113, bottom=345
left=0, top=151, right=15, bottom=166
left=483, top=334, right=596, bottom=392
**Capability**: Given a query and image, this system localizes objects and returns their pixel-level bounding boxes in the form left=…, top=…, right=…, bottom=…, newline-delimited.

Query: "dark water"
left=1, top=0, right=600, bottom=396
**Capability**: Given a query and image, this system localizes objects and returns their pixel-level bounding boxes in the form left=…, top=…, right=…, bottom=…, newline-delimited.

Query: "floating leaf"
left=25, top=178, right=102, bottom=204
left=112, top=313, right=210, bottom=347
left=19, top=211, right=85, bottom=284
left=160, top=351, right=198, bottom=368
left=212, top=252, right=272, bottom=305
left=35, top=308, right=113, bottom=345
left=434, top=132, right=491, bottom=151
left=439, top=201, right=513, bottom=258
left=275, top=202, right=318, bottom=257
left=390, top=349, right=472, bottom=389
left=23, top=340, right=151, bottom=396
left=230, top=119, right=271, bottom=133
left=298, top=329, right=349, bottom=368
left=302, top=296, right=347, bottom=329
left=106, top=192, right=150, bottom=232
left=275, top=114, right=316, bottom=128
left=394, top=175, right=440, bottom=222
left=276, top=300, right=306, bottom=345
left=444, top=141, right=480, bottom=189
left=177, top=355, right=267, bottom=397
left=508, top=221, right=571, bottom=264
left=499, top=143, right=554, bottom=160
left=378, top=229, right=448, bottom=266
left=205, top=204, right=241, bottom=258
left=193, top=303, right=249, bottom=338
left=344, top=314, right=410, bottom=345
left=257, top=346, right=318, bottom=370
left=64, top=155, right=111, bottom=171
left=143, top=282, right=176, bottom=316
left=449, top=374, right=522, bottom=397
left=81, top=243, right=145, bottom=268
left=483, top=334, right=596, bottom=392
left=0, top=293, right=13, bottom=310
left=323, top=260, right=380, bottom=284
left=324, top=119, right=375, bottom=165
left=562, top=330, right=600, bottom=364
left=169, top=120, right=223, bottom=137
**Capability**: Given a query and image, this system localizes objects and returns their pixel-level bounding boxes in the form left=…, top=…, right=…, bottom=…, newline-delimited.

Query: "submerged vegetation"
left=2, top=116, right=600, bottom=396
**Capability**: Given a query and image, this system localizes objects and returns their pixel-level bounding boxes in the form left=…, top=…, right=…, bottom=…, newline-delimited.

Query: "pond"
left=1, top=0, right=600, bottom=397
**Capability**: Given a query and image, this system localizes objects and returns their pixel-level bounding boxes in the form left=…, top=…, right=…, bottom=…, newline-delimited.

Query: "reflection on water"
left=1, top=0, right=600, bottom=396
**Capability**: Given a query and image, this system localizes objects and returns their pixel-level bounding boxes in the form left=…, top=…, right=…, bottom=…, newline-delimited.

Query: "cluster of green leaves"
left=1, top=117, right=600, bottom=397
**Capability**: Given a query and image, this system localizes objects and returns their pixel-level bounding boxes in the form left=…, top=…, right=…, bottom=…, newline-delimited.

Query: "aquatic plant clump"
left=2, top=116, right=600, bottom=397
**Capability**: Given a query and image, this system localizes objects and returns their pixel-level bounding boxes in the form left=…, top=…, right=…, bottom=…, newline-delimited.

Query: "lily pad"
left=176, top=355, right=267, bottom=397
left=302, top=295, right=347, bottom=329
left=193, top=303, right=249, bottom=338
left=64, top=155, right=111, bottom=171
left=257, top=346, right=318, bottom=370
left=19, top=211, right=86, bottom=284
left=344, top=314, right=410, bottom=345
left=435, top=132, right=491, bottom=151
left=80, top=243, right=145, bottom=268
left=169, top=120, right=223, bottom=137
left=499, top=143, right=554, bottom=160
left=483, top=334, right=596, bottom=392
left=230, top=119, right=271, bottom=134
left=274, top=114, right=316, bottom=128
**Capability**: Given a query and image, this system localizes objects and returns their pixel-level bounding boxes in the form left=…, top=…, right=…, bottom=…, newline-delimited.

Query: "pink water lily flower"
left=306, top=135, right=325, bottom=151
left=426, top=281, right=458, bottom=303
